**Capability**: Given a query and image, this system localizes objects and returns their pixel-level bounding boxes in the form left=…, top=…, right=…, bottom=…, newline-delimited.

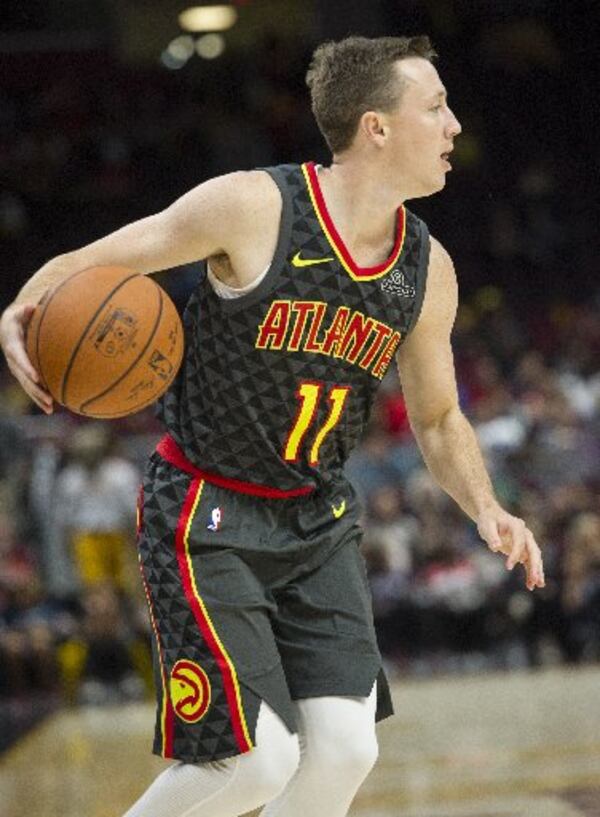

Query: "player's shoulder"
left=415, top=234, right=457, bottom=331
left=186, top=168, right=283, bottom=233
left=400, top=231, right=456, bottom=341
left=204, top=168, right=282, bottom=207
left=169, top=168, right=281, bottom=235
left=427, top=235, right=455, bottom=280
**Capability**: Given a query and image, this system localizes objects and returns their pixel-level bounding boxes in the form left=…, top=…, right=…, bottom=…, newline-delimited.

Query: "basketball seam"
left=80, top=391, right=166, bottom=418
left=59, top=272, right=141, bottom=405
left=80, top=333, right=184, bottom=417
left=35, top=266, right=103, bottom=398
left=79, top=283, right=164, bottom=413
left=79, top=396, right=163, bottom=420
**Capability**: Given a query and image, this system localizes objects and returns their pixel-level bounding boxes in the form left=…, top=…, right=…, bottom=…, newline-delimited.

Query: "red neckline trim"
left=305, top=161, right=405, bottom=278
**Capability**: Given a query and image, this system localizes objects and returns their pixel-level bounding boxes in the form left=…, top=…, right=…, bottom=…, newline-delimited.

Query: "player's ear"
left=360, top=111, right=387, bottom=147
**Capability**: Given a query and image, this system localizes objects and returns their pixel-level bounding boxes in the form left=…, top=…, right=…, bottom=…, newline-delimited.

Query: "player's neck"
left=317, top=156, right=405, bottom=262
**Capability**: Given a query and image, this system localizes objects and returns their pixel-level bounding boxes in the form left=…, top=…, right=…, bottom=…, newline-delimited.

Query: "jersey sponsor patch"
left=380, top=269, right=417, bottom=298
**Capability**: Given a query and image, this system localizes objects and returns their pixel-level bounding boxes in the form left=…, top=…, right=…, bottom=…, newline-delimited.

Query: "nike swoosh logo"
left=291, top=251, right=334, bottom=268
left=331, top=499, right=346, bottom=519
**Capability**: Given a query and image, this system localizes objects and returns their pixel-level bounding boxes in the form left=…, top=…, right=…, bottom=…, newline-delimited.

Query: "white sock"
left=123, top=702, right=299, bottom=817
left=259, top=684, right=378, bottom=817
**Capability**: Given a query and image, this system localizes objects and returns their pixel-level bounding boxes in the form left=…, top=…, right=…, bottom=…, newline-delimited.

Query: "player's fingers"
left=6, top=341, right=42, bottom=387
left=524, top=529, right=545, bottom=590
left=505, top=519, right=527, bottom=570
left=4, top=343, right=53, bottom=412
left=478, top=517, right=504, bottom=554
left=2, top=303, right=53, bottom=411
left=15, top=304, right=43, bottom=383
left=12, top=368, right=53, bottom=413
left=2, top=303, right=41, bottom=384
left=4, top=342, right=50, bottom=398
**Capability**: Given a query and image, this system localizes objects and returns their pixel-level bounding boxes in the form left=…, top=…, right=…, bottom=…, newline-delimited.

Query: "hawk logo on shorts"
left=169, top=659, right=211, bottom=723
left=207, top=507, right=222, bottom=531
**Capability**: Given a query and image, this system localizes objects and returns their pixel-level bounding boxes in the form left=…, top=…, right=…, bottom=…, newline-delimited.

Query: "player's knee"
left=333, top=734, right=379, bottom=780
left=309, top=725, right=379, bottom=782
left=251, top=736, right=300, bottom=800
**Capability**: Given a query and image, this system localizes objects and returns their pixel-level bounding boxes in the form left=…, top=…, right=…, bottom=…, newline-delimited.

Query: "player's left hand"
left=477, top=505, right=545, bottom=591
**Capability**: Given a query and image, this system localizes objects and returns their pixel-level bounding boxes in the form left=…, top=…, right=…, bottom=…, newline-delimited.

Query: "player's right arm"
left=0, top=170, right=279, bottom=413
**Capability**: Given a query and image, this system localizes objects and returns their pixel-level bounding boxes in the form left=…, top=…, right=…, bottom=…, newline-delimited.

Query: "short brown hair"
left=306, top=35, right=437, bottom=154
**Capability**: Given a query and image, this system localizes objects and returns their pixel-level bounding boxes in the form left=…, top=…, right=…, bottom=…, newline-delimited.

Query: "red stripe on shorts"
left=174, top=477, right=252, bottom=754
left=137, top=485, right=176, bottom=758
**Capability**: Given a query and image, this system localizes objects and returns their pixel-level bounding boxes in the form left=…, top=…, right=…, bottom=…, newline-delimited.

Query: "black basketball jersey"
left=157, top=162, right=430, bottom=494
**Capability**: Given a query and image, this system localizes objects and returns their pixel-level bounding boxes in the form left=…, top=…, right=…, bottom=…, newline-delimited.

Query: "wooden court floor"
left=2, top=666, right=600, bottom=817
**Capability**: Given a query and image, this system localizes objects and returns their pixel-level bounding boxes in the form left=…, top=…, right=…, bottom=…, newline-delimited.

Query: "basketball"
left=26, top=265, right=184, bottom=418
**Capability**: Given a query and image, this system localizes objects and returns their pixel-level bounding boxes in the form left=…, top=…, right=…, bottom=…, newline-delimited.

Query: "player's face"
left=385, top=58, right=461, bottom=198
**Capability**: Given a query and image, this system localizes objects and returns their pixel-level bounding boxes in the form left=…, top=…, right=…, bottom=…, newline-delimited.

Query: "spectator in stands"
left=0, top=511, right=61, bottom=695
left=51, top=423, right=140, bottom=595
left=561, top=512, right=600, bottom=662
left=58, top=581, right=150, bottom=705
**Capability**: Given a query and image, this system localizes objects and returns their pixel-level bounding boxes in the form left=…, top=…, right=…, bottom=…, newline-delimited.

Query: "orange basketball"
left=26, top=265, right=184, bottom=418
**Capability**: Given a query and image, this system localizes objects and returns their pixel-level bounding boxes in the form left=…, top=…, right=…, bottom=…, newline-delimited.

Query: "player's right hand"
left=0, top=303, right=54, bottom=414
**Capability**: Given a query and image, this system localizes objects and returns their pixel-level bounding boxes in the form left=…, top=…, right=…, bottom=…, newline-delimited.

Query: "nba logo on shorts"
left=207, top=507, right=222, bottom=531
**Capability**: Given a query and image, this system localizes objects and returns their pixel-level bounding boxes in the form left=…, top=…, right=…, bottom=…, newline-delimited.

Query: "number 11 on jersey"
left=283, top=381, right=351, bottom=466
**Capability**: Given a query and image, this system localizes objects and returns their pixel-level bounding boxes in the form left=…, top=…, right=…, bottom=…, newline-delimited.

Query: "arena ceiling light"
left=196, top=33, right=226, bottom=59
left=167, top=35, right=195, bottom=61
left=178, top=5, right=238, bottom=32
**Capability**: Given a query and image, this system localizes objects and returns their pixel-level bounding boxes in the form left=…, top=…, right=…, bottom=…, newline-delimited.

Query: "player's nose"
left=446, top=107, right=461, bottom=138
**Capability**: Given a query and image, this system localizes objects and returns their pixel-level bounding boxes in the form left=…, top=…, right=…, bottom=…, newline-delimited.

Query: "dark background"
left=1, top=0, right=598, bottom=308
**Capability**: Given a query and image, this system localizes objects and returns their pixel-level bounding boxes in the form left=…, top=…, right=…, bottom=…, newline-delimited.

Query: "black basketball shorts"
left=136, top=450, right=393, bottom=764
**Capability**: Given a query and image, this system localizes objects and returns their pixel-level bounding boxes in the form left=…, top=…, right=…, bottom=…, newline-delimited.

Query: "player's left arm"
left=396, top=236, right=545, bottom=591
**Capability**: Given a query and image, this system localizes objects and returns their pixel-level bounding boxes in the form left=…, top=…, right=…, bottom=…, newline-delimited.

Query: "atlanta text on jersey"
left=255, top=300, right=402, bottom=380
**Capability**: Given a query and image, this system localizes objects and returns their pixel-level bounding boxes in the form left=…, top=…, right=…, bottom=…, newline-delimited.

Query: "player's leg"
left=123, top=701, right=299, bottom=817
left=259, top=685, right=377, bottom=817
left=264, top=485, right=393, bottom=816
left=133, top=460, right=300, bottom=815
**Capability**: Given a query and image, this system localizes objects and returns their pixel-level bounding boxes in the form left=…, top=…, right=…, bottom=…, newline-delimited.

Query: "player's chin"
left=418, top=176, right=446, bottom=198
left=434, top=170, right=448, bottom=190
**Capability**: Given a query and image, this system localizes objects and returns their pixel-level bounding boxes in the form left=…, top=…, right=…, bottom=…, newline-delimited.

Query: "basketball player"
left=0, top=36, right=545, bottom=817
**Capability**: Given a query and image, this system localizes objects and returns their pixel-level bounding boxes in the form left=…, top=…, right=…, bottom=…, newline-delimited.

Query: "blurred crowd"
left=349, top=288, right=600, bottom=673
left=0, top=6, right=598, bottom=748
left=0, top=283, right=598, bottom=723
